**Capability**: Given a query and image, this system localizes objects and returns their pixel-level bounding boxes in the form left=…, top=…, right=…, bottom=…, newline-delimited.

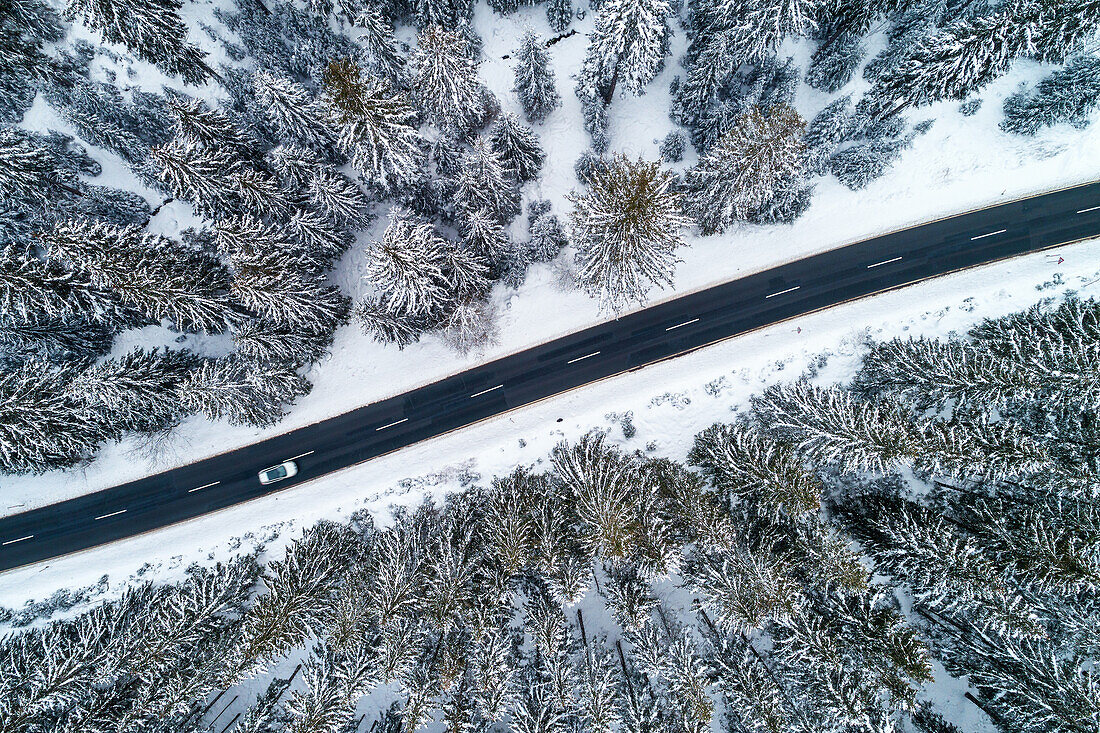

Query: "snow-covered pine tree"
left=0, top=0, right=60, bottom=124
left=442, top=297, right=497, bottom=354
left=806, top=31, right=864, bottom=92
left=307, top=167, right=373, bottom=228
left=460, top=208, right=511, bottom=272
left=0, top=251, right=124, bottom=325
left=580, top=644, right=622, bottom=733
left=411, top=0, right=473, bottom=29
left=551, top=432, right=642, bottom=560
left=0, top=359, right=103, bottom=473
left=231, top=522, right=359, bottom=676
left=581, top=0, right=671, bottom=100
left=168, top=97, right=252, bottom=154
left=234, top=319, right=334, bottom=367
left=64, top=0, right=209, bottom=85
left=232, top=273, right=350, bottom=334
left=70, top=347, right=197, bottom=437
left=683, top=104, right=806, bottom=234
left=354, top=3, right=406, bottom=82
left=412, top=26, right=484, bottom=130
left=289, top=207, right=352, bottom=265
left=827, top=137, right=908, bottom=190
left=688, top=421, right=821, bottom=519
left=683, top=543, right=802, bottom=633
left=48, top=220, right=240, bottom=333
left=604, top=563, right=658, bottom=632
left=854, top=336, right=1088, bottom=413
left=568, top=155, right=688, bottom=311
left=513, top=31, right=561, bottom=124
left=453, top=137, right=522, bottom=223
left=803, top=94, right=853, bottom=175
left=182, top=356, right=311, bottom=427
left=488, top=113, right=545, bottom=182
left=147, top=137, right=241, bottom=220
left=0, top=317, right=114, bottom=366
left=527, top=206, right=568, bottom=263
left=547, top=0, right=573, bottom=32
left=253, top=70, right=339, bottom=154
left=323, top=58, right=426, bottom=190
left=364, top=209, right=451, bottom=320
left=354, top=297, right=424, bottom=348
left=231, top=168, right=293, bottom=220
left=1001, top=54, right=1100, bottom=135
left=0, top=127, right=88, bottom=212
left=870, top=5, right=1034, bottom=115
left=268, top=143, right=322, bottom=190
left=440, top=240, right=491, bottom=300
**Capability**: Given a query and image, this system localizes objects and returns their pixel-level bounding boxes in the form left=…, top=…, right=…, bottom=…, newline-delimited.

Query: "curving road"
left=3, top=182, right=1100, bottom=573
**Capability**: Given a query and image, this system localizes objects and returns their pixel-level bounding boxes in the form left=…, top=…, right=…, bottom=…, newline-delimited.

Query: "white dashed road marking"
left=188, top=481, right=221, bottom=493
left=970, top=229, right=1007, bottom=240
left=375, top=418, right=408, bottom=431
left=665, top=318, right=700, bottom=331
left=470, top=384, right=504, bottom=398
left=1, top=535, right=32, bottom=546
left=867, top=256, right=903, bottom=269
left=94, top=509, right=127, bottom=521
left=765, top=286, right=801, bottom=299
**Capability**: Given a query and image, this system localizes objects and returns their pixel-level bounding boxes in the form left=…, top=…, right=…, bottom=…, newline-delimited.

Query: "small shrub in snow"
left=659, top=130, right=686, bottom=162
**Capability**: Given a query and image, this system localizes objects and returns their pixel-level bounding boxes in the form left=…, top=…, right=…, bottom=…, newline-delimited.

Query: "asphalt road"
left=3, top=182, right=1100, bottom=573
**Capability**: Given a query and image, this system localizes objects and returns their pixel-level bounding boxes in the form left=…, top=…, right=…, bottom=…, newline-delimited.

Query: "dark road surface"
left=3, top=182, right=1100, bottom=572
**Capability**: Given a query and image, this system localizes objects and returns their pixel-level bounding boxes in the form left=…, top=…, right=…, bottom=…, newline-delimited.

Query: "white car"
left=258, top=461, right=299, bottom=485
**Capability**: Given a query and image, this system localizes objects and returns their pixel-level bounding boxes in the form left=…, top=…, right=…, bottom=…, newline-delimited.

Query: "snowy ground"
left=3, top=0, right=1099, bottom=608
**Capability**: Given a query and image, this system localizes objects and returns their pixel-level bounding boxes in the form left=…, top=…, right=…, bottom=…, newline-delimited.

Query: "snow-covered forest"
left=3, top=294, right=1098, bottom=733
left=1, top=0, right=1099, bottom=474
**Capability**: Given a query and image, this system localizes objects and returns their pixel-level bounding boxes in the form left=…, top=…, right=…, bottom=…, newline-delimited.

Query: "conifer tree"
left=412, top=26, right=484, bottom=130
left=254, top=70, right=339, bottom=154
left=683, top=104, right=806, bottom=234
left=442, top=298, right=496, bottom=354
left=324, top=58, right=426, bottom=190
left=48, top=220, right=239, bottom=333
left=307, top=168, right=372, bottom=228
left=411, top=0, right=472, bottom=29
left=581, top=0, right=671, bottom=100
left=355, top=298, right=423, bottom=348
left=489, top=113, right=545, bottom=182
left=806, top=32, right=864, bottom=93
left=234, top=320, right=334, bottom=367
left=871, top=1, right=1100, bottom=115
left=0, top=127, right=85, bottom=210
left=231, top=168, right=292, bottom=220
left=182, top=356, right=311, bottom=427
left=355, top=3, right=406, bottom=82
left=547, top=0, right=573, bottom=32
left=689, top=421, right=821, bottom=519
left=65, top=0, right=209, bottom=85
left=1001, top=54, right=1100, bottom=135
left=683, top=544, right=802, bottom=633
left=71, top=347, right=197, bottom=437
left=513, top=31, right=561, bottom=124
left=569, top=155, right=689, bottom=310
left=716, top=0, right=821, bottom=62
left=168, top=97, right=252, bottom=154
left=461, top=208, right=511, bottom=267
left=268, top=143, right=323, bottom=190
left=147, top=137, right=240, bottom=220
left=453, top=138, right=522, bottom=223
left=0, top=359, right=102, bottom=473
left=0, top=252, right=123, bottom=325
left=364, top=209, right=451, bottom=320
left=232, top=274, right=350, bottom=333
